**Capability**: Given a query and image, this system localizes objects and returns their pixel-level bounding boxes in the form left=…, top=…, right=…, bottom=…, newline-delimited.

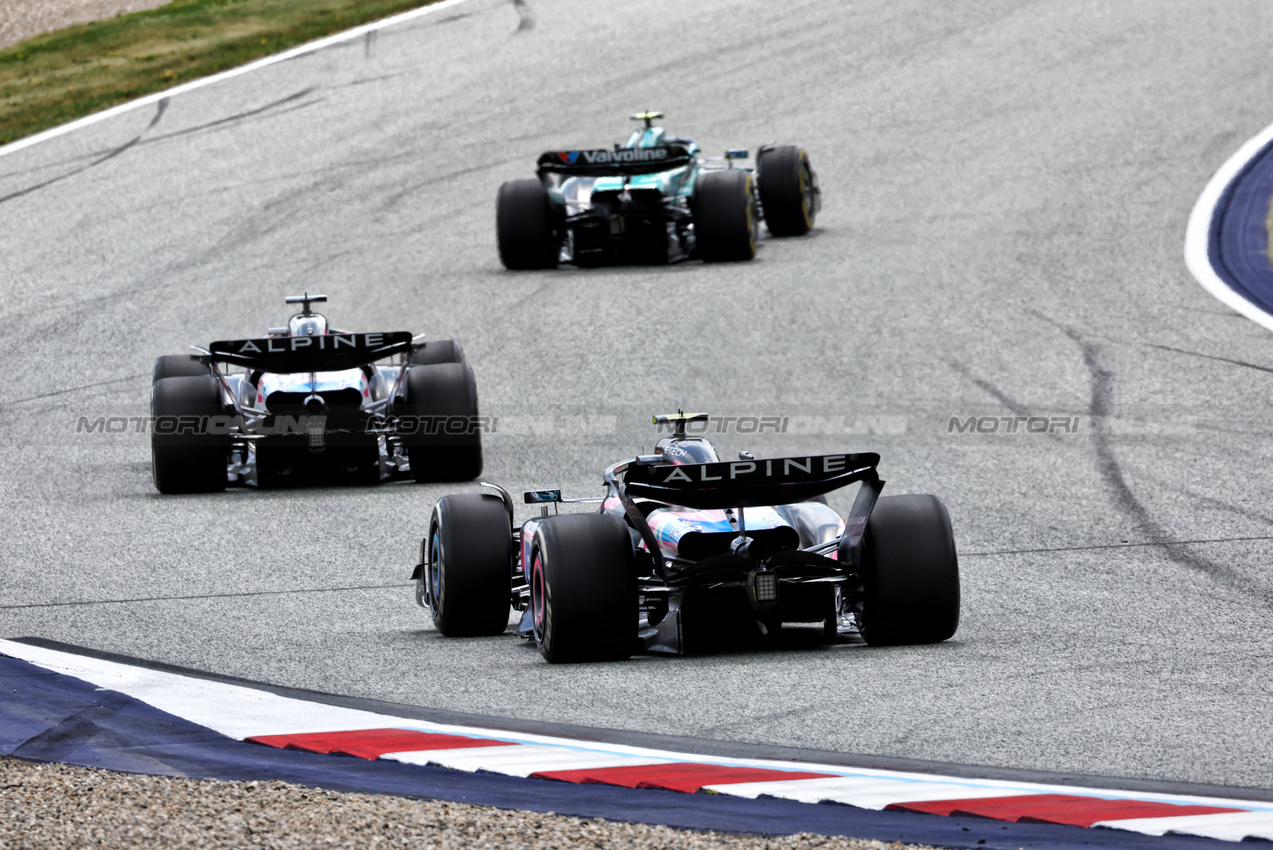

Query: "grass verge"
left=0, top=0, right=442, bottom=146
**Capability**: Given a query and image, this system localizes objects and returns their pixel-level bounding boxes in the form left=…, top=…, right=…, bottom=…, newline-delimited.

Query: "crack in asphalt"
left=0, top=583, right=412, bottom=611
left=964, top=534, right=1273, bottom=557
left=0, top=375, right=144, bottom=408
left=1148, top=342, right=1273, bottom=376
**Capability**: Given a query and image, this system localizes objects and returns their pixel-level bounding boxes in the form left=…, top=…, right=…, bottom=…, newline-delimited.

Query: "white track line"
left=0, top=0, right=477, bottom=161
left=1184, top=118, right=1273, bottom=332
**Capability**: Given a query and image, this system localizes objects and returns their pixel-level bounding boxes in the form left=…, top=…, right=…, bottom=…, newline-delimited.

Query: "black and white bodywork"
left=150, top=294, right=482, bottom=493
left=414, top=412, right=959, bottom=661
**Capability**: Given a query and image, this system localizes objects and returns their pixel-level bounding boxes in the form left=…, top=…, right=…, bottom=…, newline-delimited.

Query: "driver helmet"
left=288, top=313, right=328, bottom=337
left=624, top=125, right=666, bottom=149
left=656, top=436, right=719, bottom=465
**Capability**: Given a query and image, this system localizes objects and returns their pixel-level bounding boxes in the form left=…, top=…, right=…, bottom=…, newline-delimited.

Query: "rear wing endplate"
left=208, top=331, right=413, bottom=373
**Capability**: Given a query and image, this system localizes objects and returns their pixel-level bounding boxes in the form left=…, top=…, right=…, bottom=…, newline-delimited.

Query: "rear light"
left=748, top=570, right=779, bottom=610
left=305, top=416, right=326, bottom=453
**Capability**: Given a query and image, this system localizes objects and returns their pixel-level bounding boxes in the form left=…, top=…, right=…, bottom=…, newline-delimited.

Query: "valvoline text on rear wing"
left=623, top=453, right=881, bottom=510
left=536, top=144, right=693, bottom=177
left=208, top=331, right=413, bottom=373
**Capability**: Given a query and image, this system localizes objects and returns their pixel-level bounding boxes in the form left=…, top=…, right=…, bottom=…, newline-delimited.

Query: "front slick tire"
left=151, top=375, right=228, bottom=494
left=531, top=514, right=637, bottom=663
left=497, top=179, right=558, bottom=270
left=694, top=168, right=758, bottom=263
left=428, top=494, right=512, bottom=636
left=757, top=145, right=818, bottom=236
left=858, top=494, right=959, bottom=646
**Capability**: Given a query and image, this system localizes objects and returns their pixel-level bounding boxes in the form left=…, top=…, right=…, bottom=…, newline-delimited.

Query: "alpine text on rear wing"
left=208, top=331, right=413, bottom=373
left=623, top=453, right=881, bottom=510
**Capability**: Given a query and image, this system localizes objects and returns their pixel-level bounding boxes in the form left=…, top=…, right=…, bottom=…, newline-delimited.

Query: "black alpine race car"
left=496, top=112, right=821, bottom=268
left=150, top=294, right=482, bottom=493
left=413, top=413, right=959, bottom=661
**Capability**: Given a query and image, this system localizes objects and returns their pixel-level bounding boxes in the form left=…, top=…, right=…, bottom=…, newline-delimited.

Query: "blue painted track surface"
left=1210, top=136, right=1273, bottom=311
left=0, top=654, right=1230, bottom=850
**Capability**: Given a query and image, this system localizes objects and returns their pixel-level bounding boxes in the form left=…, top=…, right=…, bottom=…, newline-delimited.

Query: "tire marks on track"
left=511, top=0, right=533, bottom=32
left=0, top=89, right=323, bottom=204
left=0, top=101, right=160, bottom=205
left=1060, top=324, right=1273, bottom=609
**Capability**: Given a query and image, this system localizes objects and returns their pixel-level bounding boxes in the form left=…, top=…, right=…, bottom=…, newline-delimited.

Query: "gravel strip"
left=0, top=0, right=172, bottom=49
left=0, top=757, right=940, bottom=849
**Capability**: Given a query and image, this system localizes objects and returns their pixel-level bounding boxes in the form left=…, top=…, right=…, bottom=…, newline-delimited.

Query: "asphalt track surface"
left=2, top=0, right=1273, bottom=798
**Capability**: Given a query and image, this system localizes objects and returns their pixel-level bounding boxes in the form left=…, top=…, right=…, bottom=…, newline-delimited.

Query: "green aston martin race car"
left=496, top=112, right=821, bottom=268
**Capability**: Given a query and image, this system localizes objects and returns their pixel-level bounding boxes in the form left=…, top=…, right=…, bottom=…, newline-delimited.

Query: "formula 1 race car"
left=413, top=413, right=959, bottom=662
left=496, top=112, right=821, bottom=268
left=150, top=294, right=482, bottom=493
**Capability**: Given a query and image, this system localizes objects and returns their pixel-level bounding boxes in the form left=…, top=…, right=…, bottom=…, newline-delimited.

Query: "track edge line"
left=1185, top=120, right=1273, bottom=332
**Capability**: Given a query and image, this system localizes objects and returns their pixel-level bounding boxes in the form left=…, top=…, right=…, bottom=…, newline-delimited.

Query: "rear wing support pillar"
left=606, top=458, right=669, bottom=581
left=837, top=471, right=884, bottom=571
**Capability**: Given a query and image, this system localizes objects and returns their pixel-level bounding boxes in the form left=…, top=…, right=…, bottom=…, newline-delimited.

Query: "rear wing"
left=208, top=331, right=413, bottom=373
left=623, top=453, right=881, bottom=510
left=536, top=144, right=692, bottom=177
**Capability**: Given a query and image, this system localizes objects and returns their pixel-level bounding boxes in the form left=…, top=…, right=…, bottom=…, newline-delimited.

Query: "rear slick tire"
left=497, top=179, right=558, bottom=270
left=410, top=339, right=464, bottom=366
left=857, top=494, right=959, bottom=646
left=153, top=354, right=211, bottom=382
left=427, top=494, right=512, bottom=636
left=530, top=514, right=637, bottom=663
left=694, top=169, right=758, bottom=263
left=151, top=375, right=229, bottom=495
left=399, top=362, right=482, bottom=482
